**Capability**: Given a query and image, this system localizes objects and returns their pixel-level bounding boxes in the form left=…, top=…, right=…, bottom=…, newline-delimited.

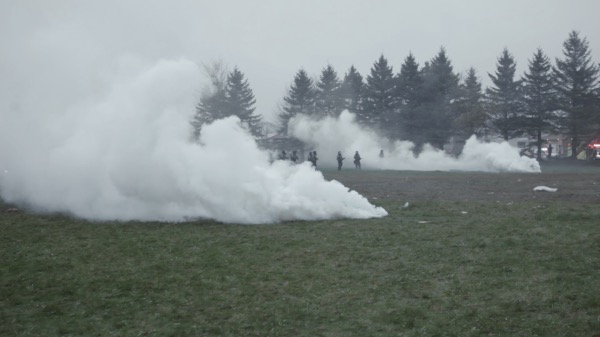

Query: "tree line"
left=192, top=31, right=600, bottom=159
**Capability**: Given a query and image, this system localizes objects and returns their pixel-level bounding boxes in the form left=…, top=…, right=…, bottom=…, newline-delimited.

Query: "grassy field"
left=2, top=171, right=600, bottom=336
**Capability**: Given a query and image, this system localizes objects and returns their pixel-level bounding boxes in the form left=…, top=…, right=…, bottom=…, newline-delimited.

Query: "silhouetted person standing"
left=291, top=150, right=298, bottom=163
left=308, top=151, right=318, bottom=168
left=379, top=149, right=384, bottom=158
left=336, top=151, right=345, bottom=170
left=278, top=150, right=288, bottom=160
left=354, top=151, right=361, bottom=169
left=547, top=144, right=553, bottom=159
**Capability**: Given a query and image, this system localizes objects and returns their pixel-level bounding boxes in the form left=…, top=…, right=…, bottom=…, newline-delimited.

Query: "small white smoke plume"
left=0, top=59, right=387, bottom=223
left=289, top=111, right=541, bottom=173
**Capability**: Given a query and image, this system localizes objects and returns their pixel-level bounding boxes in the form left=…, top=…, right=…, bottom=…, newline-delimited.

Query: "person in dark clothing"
left=336, top=151, right=345, bottom=170
left=290, top=150, right=298, bottom=163
left=312, top=151, right=318, bottom=168
left=278, top=150, right=288, bottom=160
left=354, top=151, right=361, bottom=169
left=379, top=149, right=384, bottom=158
left=547, top=144, right=553, bottom=159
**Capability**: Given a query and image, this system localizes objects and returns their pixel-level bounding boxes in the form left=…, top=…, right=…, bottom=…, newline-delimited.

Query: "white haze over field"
left=0, top=59, right=387, bottom=223
left=0, top=0, right=544, bottom=224
left=290, top=111, right=541, bottom=173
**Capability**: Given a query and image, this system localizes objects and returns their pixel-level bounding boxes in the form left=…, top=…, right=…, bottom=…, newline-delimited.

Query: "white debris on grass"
left=533, top=186, right=558, bottom=192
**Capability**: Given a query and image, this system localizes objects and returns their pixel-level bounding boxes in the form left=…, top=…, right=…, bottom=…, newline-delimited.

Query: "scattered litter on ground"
left=461, top=211, right=468, bottom=214
left=533, top=186, right=558, bottom=192
left=417, top=220, right=429, bottom=224
left=402, top=202, right=410, bottom=208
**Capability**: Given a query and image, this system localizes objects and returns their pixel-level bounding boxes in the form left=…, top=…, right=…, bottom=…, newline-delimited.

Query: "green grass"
left=2, top=196, right=600, bottom=336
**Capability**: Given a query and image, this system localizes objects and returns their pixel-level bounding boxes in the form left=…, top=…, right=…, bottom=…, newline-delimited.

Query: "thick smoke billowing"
left=0, top=55, right=538, bottom=224
left=0, top=2, right=539, bottom=224
left=289, top=111, right=541, bottom=173
left=0, top=59, right=387, bottom=223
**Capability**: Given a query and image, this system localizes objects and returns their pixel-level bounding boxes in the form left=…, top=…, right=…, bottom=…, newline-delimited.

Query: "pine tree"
left=455, top=68, right=487, bottom=139
left=486, top=48, right=523, bottom=141
left=521, top=48, right=559, bottom=159
left=191, top=61, right=229, bottom=139
left=554, top=31, right=600, bottom=157
left=315, top=64, right=343, bottom=117
left=192, top=63, right=263, bottom=139
left=363, top=55, right=396, bottom=129
left=278, top=69, right=316, bottom=135
left=226, top=67, right=262, bottom=138
left=419, top=47, right=460, bottom=148
left=422, top=48, right=460, bottom=100
left=339, top=65, right=364, bottom=114
left=396, top=52, right=424, bottom=141
left=397, top=53, right=423, bottom=107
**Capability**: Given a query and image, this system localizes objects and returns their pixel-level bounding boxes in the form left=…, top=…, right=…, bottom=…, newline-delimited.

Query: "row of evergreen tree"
left=192, top=31, right=600, bottom=159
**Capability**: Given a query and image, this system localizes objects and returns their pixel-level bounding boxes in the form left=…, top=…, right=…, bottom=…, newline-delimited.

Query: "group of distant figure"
left=278, top=150, right=319, bottom=167
left=278, top=150, right=299, bottom=162
left=276, top=149, right=386, bottom=170
left=336, top=151, right=362, bottom=170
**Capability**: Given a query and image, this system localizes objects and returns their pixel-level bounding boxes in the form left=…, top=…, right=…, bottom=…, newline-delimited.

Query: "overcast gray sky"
left=2, top=0, right=600, bottom=122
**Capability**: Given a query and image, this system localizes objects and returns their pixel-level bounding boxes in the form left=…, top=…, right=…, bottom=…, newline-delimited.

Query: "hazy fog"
left=2, top=1, right=598, bottom=119
left=290, top=111, right=541, bottom=173
left=1, top=1, right=589, bottom=223
left=0, top=59, right=387, bottom=223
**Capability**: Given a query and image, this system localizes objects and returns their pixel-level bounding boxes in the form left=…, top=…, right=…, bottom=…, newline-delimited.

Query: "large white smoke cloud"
left=289, top=111, right=541, bottom=173
left=0, top=3, right=388, bottom=224
left=0, top=59, right=387, bottom=223
left=0, top=1, right=539, bottom=224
